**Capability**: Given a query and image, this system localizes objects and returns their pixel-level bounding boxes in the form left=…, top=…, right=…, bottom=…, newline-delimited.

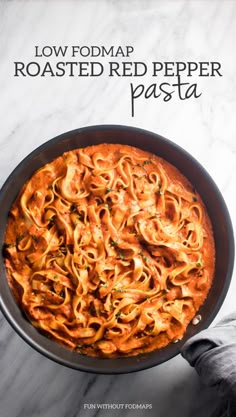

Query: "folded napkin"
left=181, top=312, right=236, bottom=417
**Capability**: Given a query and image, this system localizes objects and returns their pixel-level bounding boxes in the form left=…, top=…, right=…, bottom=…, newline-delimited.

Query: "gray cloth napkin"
left=181, top=312, right=236, bottom=417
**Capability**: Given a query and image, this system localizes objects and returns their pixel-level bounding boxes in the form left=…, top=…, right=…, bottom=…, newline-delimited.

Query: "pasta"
left=4, top=144, right=215, bottom=357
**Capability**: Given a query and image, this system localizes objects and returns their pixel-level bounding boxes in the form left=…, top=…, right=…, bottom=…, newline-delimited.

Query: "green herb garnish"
left=196, top=259, right=203, bottom=268
left=16, top=235, right=25, bottom=245
left=114, top=286, right=126, bottom=293
left=136, top=160, right=152, bottom=168
left=71, top=204, right=79, bottom=213
left=105, top=187, right=113, bottom=193
left=143, top=160, right=153, bottom=166
left=4, top=243, right=13, bottom=249
left=139, top=251, right=148, bottom=262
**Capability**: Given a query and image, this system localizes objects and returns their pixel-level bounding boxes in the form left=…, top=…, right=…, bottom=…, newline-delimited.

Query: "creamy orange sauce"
left=4, top=144, right=215, bottom=357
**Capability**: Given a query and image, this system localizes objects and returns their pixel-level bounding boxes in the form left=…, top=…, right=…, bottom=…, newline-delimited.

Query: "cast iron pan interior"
left=0, top=125, right=234, bottom=373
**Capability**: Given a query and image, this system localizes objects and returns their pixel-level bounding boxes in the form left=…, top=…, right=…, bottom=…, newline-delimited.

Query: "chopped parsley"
left=196, top=259, right=203, bottom=268
left=70, top=205, right=78, bottom=213
left=75, top=345, right=87, bottom=355
left=139, top=251, right=148, bottom=262
left=135, top=160, right=153, bottom=168
left=143, top=160, right=153, bottom=166
left=4, top=243, right=13, bottom=249
left=76, top=215, right=84, bottom=222
left=16, top=234, right=25, bottom=245
left=76, top=344, right=83, bottom=349
left=114, top=286, right=126, bottom=293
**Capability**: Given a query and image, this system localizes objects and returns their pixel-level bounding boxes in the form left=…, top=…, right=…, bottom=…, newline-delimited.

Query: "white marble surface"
left=0, top=1, right=236, bottom=416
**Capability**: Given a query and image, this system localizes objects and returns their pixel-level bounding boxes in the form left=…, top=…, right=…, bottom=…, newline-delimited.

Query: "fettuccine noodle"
left=4, top=144, right=215, bottom=357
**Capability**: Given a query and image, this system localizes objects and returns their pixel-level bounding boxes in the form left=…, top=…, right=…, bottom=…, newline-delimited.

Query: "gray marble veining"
left=0, top=1, right=236, bottom=416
